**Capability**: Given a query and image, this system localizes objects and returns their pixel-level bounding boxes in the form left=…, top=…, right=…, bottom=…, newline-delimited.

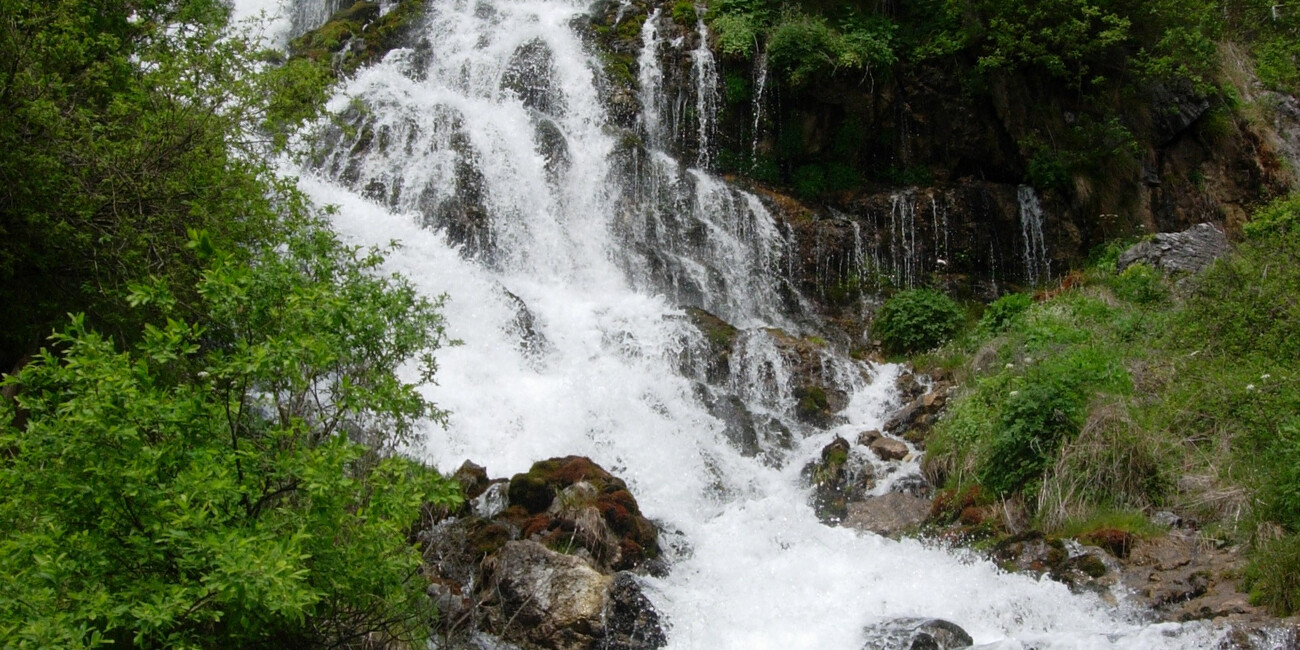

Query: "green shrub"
left=672, top=0, right=697, bottom=24
left=767, top=9, right=896, bottom=85
left=1111, top=262, right=1167, bottom=304
left=1243, top=533, right=1300, bottom=615
left=713, top=12, right=761, bottom=57
left=1243, top=193, right=1300, bottom=240
left=980, top=375, right=1086, bottom=496
left=793, top=164, right=827, bottom=199
left=979, top=293, right=1033, bottom=334
left=873, top=289, right=964, bottom=355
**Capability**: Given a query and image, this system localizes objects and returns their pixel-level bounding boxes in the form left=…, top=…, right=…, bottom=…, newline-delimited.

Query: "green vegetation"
left=0, top=230, right=462, bottom=647
left=918, top=194, right=1300, bottom=612
left=0, top=0, right=466, bottom=644
left=873, top=289, right=964, bottom=355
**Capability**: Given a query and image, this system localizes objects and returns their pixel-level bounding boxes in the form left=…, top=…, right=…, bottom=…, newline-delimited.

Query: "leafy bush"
left=1243, top=193, right=1300, bottom=240
left=793, top=164, right=827, bottom=199
left=713, top=12, right=762, bottom=57
left=979, top=375, right=1086, bottom=496
left=767, top=9, right=896, bottom=85
left=0, top=230, right=462, bottom=647
left=873, top=289, right=964, bottom=355
left=979, top=293, right=1033, bottom=334
left=1111, top=262, right=1168, bottom=304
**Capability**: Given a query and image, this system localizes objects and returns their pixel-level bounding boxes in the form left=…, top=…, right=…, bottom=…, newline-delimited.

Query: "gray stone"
left=843, top=492, right=930, bottom=538
left=870, top=436, right=910, bottom=462
left=481, top=541, right=612, bottom=650
left=862, top=617, right=974, bottom=650
left=1117, top=223, right=1230, bottom=274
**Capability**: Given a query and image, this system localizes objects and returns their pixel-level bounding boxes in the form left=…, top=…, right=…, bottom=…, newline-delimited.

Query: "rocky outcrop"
left=1117, top=222, right=1231, bottom=274
left=420, top=457, right=666, bottom=649
left=861, top=617, right=973, bottom=650
left=802, top=436, right=874, bottom=523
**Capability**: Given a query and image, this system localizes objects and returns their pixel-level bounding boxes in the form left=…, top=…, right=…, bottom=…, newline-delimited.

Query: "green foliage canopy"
left=0, top=229, right=462, bottom=648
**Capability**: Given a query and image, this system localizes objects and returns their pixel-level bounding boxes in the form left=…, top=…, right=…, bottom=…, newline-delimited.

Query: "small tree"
left=0, top=228, right=462, bottom=648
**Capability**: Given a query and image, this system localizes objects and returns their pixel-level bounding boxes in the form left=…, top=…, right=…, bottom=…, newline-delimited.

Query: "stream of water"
left=232, top=0, right=1237, bottom=647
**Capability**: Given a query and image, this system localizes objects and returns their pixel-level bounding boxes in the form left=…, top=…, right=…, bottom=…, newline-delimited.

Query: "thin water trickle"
left=231, top=0, right=1239, bottom=647
left=1018, top=185, right=1051, bottom=286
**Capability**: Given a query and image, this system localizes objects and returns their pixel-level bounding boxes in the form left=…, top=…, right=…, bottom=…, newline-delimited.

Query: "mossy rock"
left=505, top=456, right=659, bottom=569
left=686, top=307, right=739, bottom=351
left=289, top=0, right=427, bottom=76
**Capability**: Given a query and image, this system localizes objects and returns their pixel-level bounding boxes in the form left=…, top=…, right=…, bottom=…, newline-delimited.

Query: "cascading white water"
left=691, top=15, right=719, bottom=169
left=1018, top=185, right=1051, bottom=286
left=889, top=190, right=919, bottom=289
left=638, top=9, right=667, bottom=149
left=235, top=0, right=1241, bottom=646
left=750, top=48, right=769, bottom=162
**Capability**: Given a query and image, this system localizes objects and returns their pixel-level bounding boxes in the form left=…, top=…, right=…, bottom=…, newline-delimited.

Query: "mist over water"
left=236, top=0, right=1234, bottom=646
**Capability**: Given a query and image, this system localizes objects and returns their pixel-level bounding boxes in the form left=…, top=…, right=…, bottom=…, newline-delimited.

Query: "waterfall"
left=1018, top=185, right=1051, bottom=286
left=638, top=9, right=666, bottom=149
left=889, top=190, right=919, bottom=289
left=691, top=16, right=719, bottom=169
left=234, top=0, right=1237, bottom=646
left=750, top=48, right=769, bottom=162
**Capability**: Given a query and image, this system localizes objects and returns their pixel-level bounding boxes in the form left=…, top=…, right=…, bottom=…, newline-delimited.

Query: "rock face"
left=420, top=457, right=667, bottom=650
left=861, top=617, right=973, bottom=650
left=1117, top=223, right=1231, bottom=274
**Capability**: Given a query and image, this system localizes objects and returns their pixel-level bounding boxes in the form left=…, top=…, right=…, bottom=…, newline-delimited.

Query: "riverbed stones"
left=861, top=617, right=973, bottom=650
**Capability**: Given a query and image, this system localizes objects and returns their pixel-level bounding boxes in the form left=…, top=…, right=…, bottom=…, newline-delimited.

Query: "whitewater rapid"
left=232, top=0, right=1233, bottom=646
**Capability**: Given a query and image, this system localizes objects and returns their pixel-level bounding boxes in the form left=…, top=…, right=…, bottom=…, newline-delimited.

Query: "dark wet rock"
left=803, top=436, right=875, bottom=523
left=1117, top=223, right=1230, bottom=275
left=680, top=307, right=739, bottom=384
left=289, top=0, right=426, bottom=75
left=843, top=492, right=930, bottom=538
left=455, top=460, right=493, bottom=500
left=502, top=39, right=565, bottom=116
left=604, top=572, right=668, bottom=650
left=699, top=390, right=791, bottom=459
left=861, top=617, right=973, bottom=650
left=503, top=289, right=550, bottom=361
left=1148, top=80, right=1212, bottom=146
left=533, top=117, right=572, bottom=182
left=882, top=381, right=952, bottom=448
left=993, top=531, right=1069, bottom=575
left=990, top=531, right=1118, bottom=593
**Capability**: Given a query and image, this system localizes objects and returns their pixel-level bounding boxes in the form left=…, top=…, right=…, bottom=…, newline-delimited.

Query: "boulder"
left=1117, top=223, right=1230, bottom=275
left=843, top=492, right=930, bottom=538
left=506, top=456, right=659, bottom=571
left=803, top=436, right=874, bottom=523
left=869, top=436, right=909, bottom=462
left=421, top=458, right=668, bottom=647
left=482, top=541, right=613, bottom=649
left=861, top=617, right=973, bottom=650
